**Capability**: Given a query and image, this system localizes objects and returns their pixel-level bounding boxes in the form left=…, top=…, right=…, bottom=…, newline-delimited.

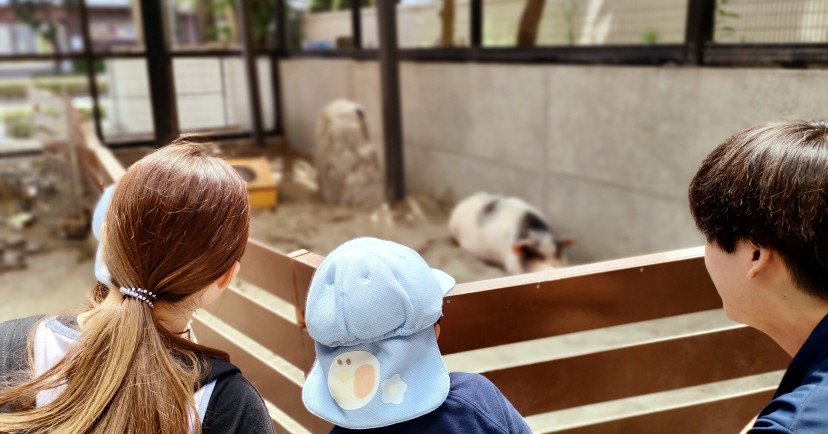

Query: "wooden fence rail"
left=74, top=121, right=789, bottom=434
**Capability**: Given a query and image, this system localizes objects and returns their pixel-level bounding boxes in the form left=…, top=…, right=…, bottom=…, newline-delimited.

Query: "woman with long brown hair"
left=0, top=141, right=275, bottom=433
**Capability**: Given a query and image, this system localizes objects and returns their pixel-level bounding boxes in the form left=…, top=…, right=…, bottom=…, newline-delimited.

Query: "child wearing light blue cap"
left=302, top=237, right=532, bottom=433
left=92, top=183, right=117, bottom=286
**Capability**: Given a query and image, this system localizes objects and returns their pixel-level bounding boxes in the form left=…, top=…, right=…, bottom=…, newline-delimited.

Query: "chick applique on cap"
left=328, top=351, right=381, bottom=410
left=301, top=237, right=456, bottom=429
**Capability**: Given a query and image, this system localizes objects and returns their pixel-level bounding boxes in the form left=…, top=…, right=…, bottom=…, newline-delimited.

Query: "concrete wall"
left=279, top=59, right=828, bottom=263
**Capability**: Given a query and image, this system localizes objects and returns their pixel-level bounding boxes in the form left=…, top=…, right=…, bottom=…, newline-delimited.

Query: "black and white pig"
left=448, top=192, right=573, bottom=275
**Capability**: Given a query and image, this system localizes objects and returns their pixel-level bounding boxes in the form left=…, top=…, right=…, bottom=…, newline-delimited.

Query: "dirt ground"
left=0, top=149, right=508, bottom=323
left=249, top=156, right=507, bottom=283
left=0, top=155, right=97, bottom=322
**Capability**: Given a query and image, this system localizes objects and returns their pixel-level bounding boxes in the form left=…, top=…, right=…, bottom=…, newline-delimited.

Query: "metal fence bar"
left=685, top=0, right=716, bottom=65
left=471, top=0, right=483, bottom=48
left=351, top=0, right=363, bottom=50
left=140, top=0, right=179, bottom=147
left=276, top=0, right=289, bottom=52
left=77, top=0, right=104, bottom=142
left=377, top=0, right=406, bottom=203
left=237, top=0, right=265, bottom=146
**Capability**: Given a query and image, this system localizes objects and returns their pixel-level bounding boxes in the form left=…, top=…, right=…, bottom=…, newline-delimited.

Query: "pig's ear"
left=511, top=239, right=532, bottom=255
left=513, top=240, right=544, bottom=261
left=557, top=237, right=575, bottom=250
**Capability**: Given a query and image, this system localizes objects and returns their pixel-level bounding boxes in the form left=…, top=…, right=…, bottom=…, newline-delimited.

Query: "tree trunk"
left=47, top=28, right=61, bottom=71
left=44, top=6, right=61, bottom=71
left=516, top=0, right=546, bottom=47
left=439, top=0, right=455, bottom=47
left=195, top=0, right=215, bottom=44
left=224, top=1, right=239, bottom=46
left=131, top=0, right=144, bottom=47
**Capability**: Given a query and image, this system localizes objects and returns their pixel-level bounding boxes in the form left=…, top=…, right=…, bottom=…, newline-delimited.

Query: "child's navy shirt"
left=330, top=372, right=532, bottom=434
left=751, top=313, right=828, bottom=433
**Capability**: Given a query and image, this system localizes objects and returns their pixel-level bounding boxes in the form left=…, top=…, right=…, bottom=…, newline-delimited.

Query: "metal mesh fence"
left=715, top=0, right=828, bottom=43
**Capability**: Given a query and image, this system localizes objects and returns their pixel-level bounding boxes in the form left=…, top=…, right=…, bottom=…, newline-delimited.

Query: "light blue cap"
left=302, top=237, right=456, bottom=429
left=91, top=184, right=116, bottom=285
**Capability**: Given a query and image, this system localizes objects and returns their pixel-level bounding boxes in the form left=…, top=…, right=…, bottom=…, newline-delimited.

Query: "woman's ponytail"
left=0, top=142, right=249, bottom=433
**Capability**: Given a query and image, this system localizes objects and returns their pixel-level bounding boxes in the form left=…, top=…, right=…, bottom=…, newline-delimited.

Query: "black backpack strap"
left=0, top=315, right=46, bottom=378
left=195, top=357, right=243, bottom=424
left=199, top=357, right=241, bottom=388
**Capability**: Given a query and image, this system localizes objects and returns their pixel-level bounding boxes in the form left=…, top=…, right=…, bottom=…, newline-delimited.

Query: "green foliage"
left=31, top=75, right=109, bottom=97
left=78, top=105, right=106, bottom=121
left=246, top=0, right=278, bottom=49
left=642, top=27, right=660, bottom=45
left=1, top=109, right=34, bottom=139
left=71, top=58, right=106, bottom=75
left=175, top=0, right=278, bottom=49
left=309, top=0, right=373, bottom=14
left=562, top=1, right=576, bottom=46
left=10, top=0, right=78, bottom=55
left=32, top=77, right=85, bottom=96
left=716, top=0, right=741, bottom=41
left=0, top=83, right=28, bottom=99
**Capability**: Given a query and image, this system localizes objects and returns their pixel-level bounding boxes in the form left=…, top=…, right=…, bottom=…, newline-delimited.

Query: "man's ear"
left=746, top=246, right=774, bottom=279
left=217, top=261, right=241, bottom=290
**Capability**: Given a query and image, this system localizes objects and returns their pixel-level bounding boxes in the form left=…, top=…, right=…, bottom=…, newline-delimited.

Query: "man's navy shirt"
left=752, top=313, right=828, bottom=433
left=329, top=372, right=532, bottom=434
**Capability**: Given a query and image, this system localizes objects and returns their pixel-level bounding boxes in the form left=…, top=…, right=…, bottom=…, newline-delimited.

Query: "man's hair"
left=689, top=120, right=828, bottom=299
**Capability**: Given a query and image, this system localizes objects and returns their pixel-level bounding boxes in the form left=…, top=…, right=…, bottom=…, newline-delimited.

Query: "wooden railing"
left=189, top=244, right=788, bottom=434
left=75, top=122, right=789, bottom=434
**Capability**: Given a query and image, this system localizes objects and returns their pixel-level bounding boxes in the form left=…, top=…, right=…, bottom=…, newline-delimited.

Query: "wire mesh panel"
left=397, top=1, right=473, bottom=48
left=484, top=0, right=688, bottom=47
left=172, top=56, right=271, bottom=134
left=100, top=58, right=154, bottom=143
left=714, top=0, right=828, bottom=43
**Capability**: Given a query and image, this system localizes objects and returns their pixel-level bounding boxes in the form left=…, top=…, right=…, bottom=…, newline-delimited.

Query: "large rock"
left=314, top=100, right=384, bottom=207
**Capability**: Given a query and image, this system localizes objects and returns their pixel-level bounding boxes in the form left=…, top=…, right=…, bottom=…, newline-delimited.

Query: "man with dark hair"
left=689, top=120, right=828, bottom=433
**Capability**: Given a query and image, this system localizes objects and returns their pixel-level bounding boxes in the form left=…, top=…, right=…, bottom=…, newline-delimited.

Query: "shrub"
left=2, top=109, right=34, bottom=139
left=0, top=83, right=28, bottom=99
left=77, top=105, right=106, bottom=121
left=32, top=76, right=109, bottom=97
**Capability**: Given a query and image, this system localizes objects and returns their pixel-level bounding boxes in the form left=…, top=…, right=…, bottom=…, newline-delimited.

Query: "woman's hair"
left=689, top=120, right=828, bottom=299
left=0, top=140, right=250, bottom=433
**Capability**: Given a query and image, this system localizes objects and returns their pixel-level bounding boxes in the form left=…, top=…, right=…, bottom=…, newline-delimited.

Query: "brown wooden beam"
left=484, top=326, right=787, bottom=416
left=440, top=249, right=720, bottom=354
left=203, top=287, right=313, bottom=371
left=238, top=240, right=296, bottom=304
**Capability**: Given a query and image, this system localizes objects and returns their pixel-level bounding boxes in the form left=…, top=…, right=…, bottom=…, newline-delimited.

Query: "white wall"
left=279, top=59, right=828, bottom=263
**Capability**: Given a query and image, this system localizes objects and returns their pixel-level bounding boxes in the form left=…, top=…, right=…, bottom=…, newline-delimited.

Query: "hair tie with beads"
left=119, top=287, right=157, bottom=308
